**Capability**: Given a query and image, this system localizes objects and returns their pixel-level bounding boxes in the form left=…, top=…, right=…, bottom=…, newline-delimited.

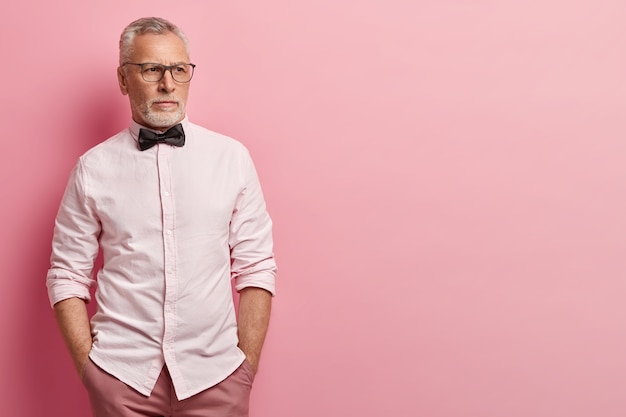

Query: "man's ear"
left=117, top=67, right=129, bottom=95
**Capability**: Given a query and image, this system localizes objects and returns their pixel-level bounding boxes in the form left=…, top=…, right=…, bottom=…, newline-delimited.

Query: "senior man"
left=47, top=16, right=276, bottom=417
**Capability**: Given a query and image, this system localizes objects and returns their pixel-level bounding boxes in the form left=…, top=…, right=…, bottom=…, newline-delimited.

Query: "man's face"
left=117, top=32, right=191, bottom=130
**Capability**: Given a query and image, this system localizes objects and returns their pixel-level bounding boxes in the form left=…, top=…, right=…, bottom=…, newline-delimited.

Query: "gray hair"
left=119, top=17, right=190, bottom=65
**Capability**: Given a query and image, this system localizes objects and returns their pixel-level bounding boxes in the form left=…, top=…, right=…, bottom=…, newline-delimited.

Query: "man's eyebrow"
left=140, top=62, right=190, bottom=66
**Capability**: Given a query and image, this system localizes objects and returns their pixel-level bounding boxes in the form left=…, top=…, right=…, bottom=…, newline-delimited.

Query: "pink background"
left=1, top=1, right=625, bottom=416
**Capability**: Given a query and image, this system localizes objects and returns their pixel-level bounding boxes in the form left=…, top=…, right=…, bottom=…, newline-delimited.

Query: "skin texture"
left=55, top=30, right=272, bottom=379
left=54, top=297, right=92, bottom=376
left=237, top=287, right=273, bottom=373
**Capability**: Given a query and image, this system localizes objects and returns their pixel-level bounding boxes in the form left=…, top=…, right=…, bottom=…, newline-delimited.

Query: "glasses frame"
left=123, top=62, right=196, bottom=83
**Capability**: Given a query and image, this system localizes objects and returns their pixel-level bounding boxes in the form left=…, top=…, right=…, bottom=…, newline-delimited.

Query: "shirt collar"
left=129, top=116, right=190, bottom=141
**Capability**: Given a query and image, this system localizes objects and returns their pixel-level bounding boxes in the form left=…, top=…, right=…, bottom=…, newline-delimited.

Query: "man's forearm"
left=54, top=297, right=93, bottom=376
left=237, top=287, right=272, bottom=374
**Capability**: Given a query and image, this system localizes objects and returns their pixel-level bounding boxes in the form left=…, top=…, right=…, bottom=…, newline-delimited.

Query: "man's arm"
left=54, top=297, right=93, bottom=376
left=237, top=287, right=272, bottom=374
left=230, top=149, right=276, bottom=374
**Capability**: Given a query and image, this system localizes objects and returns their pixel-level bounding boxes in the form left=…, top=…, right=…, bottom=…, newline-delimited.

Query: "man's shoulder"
left=77, top=128, right=134, bottom=165
left=186, top=122, right=247, bottom=152
left=81, top=128, right=132, bottom=154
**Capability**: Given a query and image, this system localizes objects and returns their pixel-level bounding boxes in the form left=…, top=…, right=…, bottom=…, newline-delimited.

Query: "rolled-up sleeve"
left=46, top=159, right=101, bottom=307
left=229, top=149, right=277, bottom=295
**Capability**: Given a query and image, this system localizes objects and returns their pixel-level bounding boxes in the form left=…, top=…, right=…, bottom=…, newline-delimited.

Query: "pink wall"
left=2, top=1, right=625, bottom=416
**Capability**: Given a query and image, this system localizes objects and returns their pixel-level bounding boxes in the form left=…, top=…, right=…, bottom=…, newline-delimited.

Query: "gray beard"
left=141, top=107, right=185, bottom=129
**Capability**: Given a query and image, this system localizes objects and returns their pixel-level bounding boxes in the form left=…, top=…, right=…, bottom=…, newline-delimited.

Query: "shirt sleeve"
left=46, top=158, right=101, bottom=307
left=229, top=148, right=277, bottom=295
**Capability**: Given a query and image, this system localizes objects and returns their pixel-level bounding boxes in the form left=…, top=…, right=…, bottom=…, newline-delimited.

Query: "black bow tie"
left=138, top=124, right=185, bottom=151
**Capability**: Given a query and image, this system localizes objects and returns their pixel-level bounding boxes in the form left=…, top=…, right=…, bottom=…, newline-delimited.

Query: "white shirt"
left=46, top=118, right=276, bottom=399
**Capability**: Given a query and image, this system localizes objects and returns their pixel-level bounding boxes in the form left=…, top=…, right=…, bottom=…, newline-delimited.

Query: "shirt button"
left=166, top=230, right=172, bottom=235
left=164, top=191, right=170, bottom=196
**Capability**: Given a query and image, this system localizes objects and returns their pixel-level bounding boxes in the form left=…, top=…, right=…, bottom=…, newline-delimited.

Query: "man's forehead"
left=130, top=32, right=189, bottom=62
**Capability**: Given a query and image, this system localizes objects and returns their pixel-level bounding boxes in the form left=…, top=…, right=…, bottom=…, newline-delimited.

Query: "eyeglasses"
left=123, top=62, right=196, bottom=83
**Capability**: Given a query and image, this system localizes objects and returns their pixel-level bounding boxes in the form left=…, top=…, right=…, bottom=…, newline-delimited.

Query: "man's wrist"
left=245, top=356, right=259, bottom=374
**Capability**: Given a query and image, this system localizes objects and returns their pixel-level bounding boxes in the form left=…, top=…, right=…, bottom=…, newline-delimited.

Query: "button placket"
left=157, top=145, right=178, bottom=355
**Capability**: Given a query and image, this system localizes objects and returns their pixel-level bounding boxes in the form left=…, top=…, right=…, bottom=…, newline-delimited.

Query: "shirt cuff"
left=46, top=275, right=93, bottom=308
left=234, top=271, right=276, bottom=296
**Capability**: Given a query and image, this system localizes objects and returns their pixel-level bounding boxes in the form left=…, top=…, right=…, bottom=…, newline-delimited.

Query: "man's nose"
left=158, top=70, right=176, bottom=92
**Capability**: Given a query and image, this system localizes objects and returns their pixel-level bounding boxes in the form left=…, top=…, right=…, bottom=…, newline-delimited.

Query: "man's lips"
left=153, top=101, right=178, bottom=108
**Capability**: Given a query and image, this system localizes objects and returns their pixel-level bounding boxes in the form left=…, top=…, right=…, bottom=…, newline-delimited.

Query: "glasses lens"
left=141, top=64, right=166, bottom=82
left=171, top=64, right=194, bottom=82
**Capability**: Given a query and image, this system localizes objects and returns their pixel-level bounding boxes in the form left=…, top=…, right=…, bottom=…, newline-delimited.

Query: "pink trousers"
left=82, top=360, right=255, bottom=417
